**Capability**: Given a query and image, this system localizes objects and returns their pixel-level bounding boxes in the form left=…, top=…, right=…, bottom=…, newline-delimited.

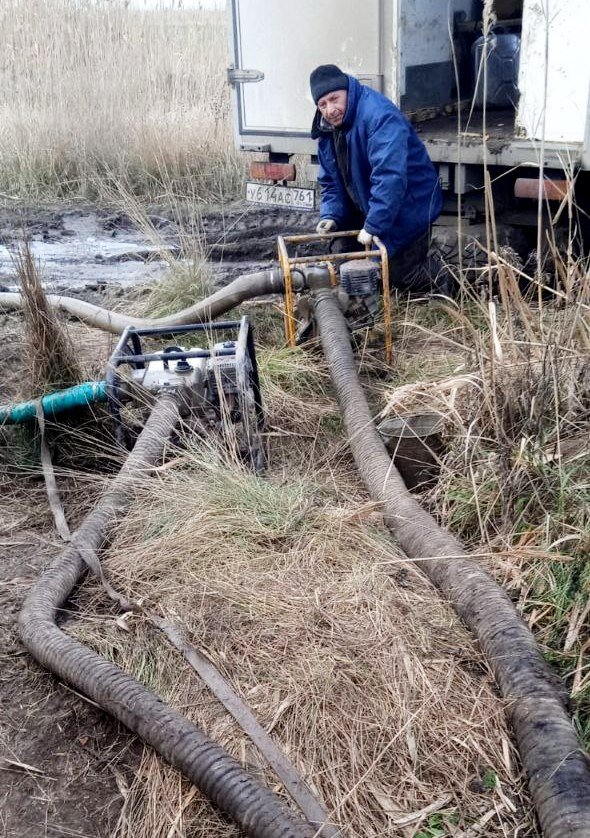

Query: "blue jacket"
left=312, top=76, right=442, bottom=255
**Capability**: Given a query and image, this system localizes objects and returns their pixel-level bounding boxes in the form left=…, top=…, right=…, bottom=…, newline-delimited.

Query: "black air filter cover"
left=340, top=259, right=381, bottom=297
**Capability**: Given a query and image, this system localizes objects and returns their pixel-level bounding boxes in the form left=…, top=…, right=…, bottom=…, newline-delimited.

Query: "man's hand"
left=357, top=228, right=374, bottom=246
left=316, top=218, right=337, bottom=234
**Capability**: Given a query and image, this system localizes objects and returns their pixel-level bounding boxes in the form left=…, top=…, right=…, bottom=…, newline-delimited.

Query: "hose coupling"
left=303, top=266, right=332, bottom=294
left=268, top=267, right=305, bottom=294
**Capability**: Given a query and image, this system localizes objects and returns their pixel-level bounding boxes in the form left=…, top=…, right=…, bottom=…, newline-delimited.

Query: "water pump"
left=276, top=230, right=393, bottom=363
left=105, top=317, right=264, bottom=469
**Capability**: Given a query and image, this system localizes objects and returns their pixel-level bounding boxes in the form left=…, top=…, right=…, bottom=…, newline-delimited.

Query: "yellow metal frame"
left=276, top=231, right=393, bottom=365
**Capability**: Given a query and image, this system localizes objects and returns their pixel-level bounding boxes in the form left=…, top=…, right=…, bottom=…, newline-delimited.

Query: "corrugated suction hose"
left=18, top=389, right=316, bottom=838
left=0, top=268, right=285, bottom=334
left=311, top=281, right=590, bottom=838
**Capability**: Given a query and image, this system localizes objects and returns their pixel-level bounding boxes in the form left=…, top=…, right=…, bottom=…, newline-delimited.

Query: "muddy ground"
left=0, top=202, right=321, bottom=295
left=0, top=506, right=140, bottom=838
left=0, top=200, right=328, bottom=838
left=0, top=357, right=132, bottom=836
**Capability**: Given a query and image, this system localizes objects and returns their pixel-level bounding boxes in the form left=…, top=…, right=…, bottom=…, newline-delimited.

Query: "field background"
left=0, top=0, right=243, bottom=200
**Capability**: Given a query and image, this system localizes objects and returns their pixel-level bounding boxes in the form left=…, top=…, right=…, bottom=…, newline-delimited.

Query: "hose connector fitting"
left=303, top=266, right=332, bottom=294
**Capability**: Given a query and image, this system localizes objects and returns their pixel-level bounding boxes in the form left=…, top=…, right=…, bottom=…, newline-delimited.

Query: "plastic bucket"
left=472, top=32, right=520, bottom=108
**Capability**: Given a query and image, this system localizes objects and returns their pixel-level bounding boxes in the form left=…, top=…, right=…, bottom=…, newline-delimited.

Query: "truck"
left=227, top=0, right=590, bottom=248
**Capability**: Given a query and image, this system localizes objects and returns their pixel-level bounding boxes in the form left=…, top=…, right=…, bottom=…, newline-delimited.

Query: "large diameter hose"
left=19, top=390, right=316, bottom=838
left=311, top=285, right=590, bottom=838
left=0, top=269, right=284, bottom=335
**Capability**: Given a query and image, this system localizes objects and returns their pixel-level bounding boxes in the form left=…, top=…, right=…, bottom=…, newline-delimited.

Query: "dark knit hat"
left=310, top=64, right=349, bottom=104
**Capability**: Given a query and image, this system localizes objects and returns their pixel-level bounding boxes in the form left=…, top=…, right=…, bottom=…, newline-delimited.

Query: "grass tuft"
left=13, top=240, right=83, bottom=395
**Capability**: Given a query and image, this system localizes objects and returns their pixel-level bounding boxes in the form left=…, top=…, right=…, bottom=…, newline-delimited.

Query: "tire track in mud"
left=0, top=202, right=319, bottom=295
left=201, top=205, right=318, bottom=262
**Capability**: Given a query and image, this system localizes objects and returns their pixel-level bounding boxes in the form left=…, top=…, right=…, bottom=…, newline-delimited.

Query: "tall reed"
left=0, top=0, right=243, bottom=199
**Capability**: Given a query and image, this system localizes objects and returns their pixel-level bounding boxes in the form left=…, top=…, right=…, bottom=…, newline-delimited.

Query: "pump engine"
left=338, top=258, right=382, bottom=327
left=105, top=317, right=264, bottom=469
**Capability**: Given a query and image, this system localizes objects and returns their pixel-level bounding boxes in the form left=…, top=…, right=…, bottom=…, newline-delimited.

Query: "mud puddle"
left=0, top=209, right=171, bottom=292
left=0, top=202, right=318, bottom=295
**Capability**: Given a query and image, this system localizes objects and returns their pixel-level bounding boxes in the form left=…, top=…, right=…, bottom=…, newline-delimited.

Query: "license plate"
left=245, top=181, right=315, bottom=211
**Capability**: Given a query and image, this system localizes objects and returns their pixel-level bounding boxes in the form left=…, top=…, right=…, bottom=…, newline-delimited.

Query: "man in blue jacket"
left=310, top=64, right=450, bottom=294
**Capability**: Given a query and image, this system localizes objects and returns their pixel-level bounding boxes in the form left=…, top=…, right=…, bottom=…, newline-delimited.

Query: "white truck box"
left=228, top=0, right=590, bottom=173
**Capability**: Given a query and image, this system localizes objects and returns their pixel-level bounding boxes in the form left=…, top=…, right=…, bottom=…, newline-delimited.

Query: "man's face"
left=317, top=89, right=348, bottom=127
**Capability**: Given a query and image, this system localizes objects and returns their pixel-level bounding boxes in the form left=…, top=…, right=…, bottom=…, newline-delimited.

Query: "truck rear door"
left=228, top=0, right=381, bottom=155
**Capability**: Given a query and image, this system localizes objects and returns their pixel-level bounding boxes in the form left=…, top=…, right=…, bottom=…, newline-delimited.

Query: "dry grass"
left=64, top=341, right=535, bottom=838
left=0, top=4, right=585, bottom=832
left=13, top=240, right=83, bottom=395
left=93, top=179, right=217, bottom=318
left=381, top=242, right=590, bottom=746
left=0, top=0, right=243, bottom=200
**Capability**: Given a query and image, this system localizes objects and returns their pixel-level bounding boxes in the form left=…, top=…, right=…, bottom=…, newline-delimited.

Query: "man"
left=310, top=64, right=451, bottom=295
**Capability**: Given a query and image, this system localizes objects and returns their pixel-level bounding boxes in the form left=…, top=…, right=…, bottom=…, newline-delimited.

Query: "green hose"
left=0, top=381, right=107, bottom=425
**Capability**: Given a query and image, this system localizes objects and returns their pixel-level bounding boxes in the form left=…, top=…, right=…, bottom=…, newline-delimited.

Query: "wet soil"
left=0, top=474, right=141, bottom=838
left=0, top=285, right=131, bottom=833
left=0, top=201, right=319, bottom=295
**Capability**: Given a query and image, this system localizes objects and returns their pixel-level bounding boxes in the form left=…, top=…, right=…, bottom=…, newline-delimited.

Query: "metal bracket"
left=227, top=67, right=265, bottom=86
left=240, top=143, right=272, bottom=152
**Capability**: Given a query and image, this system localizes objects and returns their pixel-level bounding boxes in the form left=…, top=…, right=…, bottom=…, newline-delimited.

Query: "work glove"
left=316, top=218, right=337, bottom=234
left=357, top=228, right=374, bottom=246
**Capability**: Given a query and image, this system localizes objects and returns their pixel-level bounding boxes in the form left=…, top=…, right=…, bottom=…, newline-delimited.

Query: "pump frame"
left=105, top=317, right=264, bottom=449
left=276, top=231, right=393, bottom=365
